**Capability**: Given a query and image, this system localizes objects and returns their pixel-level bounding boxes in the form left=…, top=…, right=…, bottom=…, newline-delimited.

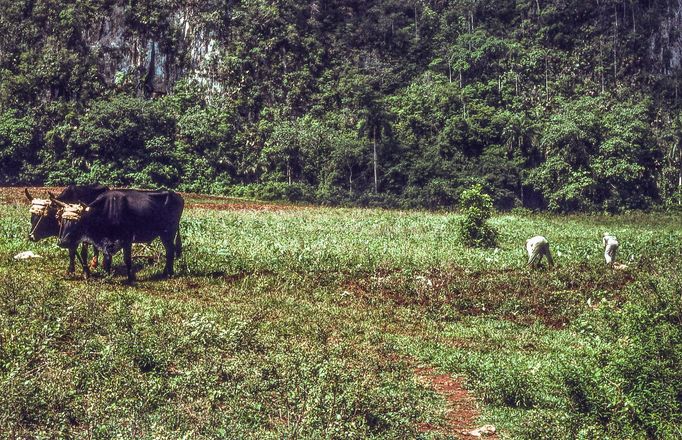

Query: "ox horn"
left=24, top=188, right=33, bottom=201
left=48, top=192, right=67, bottom=208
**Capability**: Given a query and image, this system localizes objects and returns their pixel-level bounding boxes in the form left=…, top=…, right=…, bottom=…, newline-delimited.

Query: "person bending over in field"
left=602, top=232, right=619, bottom=267
left=526, top=235, right=554, bottom=268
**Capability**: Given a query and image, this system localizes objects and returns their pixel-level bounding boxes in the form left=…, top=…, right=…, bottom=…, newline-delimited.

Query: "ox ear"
left=24, top=188, right=33, bottom=201
left=48, top=192, right=67, bottom=208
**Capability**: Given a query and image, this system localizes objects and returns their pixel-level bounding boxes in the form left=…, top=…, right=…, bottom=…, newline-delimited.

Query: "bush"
left=226, top=182, right=315, bottom=202
left=0, top=110, right=37, bottom=183
left=313, top=185, right=353, bottom=206
left=562, top=275, right=682, bottom=438
left=403, top=179, right=458, bottom=210
left=457, top=185, right=498, bottom=248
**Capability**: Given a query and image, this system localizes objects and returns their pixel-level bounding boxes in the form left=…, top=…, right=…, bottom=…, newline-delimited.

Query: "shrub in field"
left=559, top=274, right=682, bottom=438
left=466, top=355, right=555, bottom=409
left=457, top=184, right=498, bottom=248
left=475, top=272, right=682, bottom=439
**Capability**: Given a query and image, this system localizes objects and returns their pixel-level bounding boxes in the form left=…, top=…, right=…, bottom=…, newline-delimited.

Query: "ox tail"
left=175, top=230, right=182, bottom=258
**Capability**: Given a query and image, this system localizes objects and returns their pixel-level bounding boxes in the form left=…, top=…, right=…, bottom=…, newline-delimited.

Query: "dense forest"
left=2, top=0, right=682, bottom=211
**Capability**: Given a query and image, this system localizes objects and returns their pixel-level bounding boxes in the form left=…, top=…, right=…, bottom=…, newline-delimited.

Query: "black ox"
left=26, top=184, right=109, bottom=277
left=51, top=189, right=184, bottom=281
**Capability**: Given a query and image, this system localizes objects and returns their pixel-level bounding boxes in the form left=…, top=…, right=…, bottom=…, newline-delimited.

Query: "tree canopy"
left=1, top=0, right=681, bottom=211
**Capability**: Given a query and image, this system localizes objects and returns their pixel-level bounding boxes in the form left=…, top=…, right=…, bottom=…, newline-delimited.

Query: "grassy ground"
left=0, top=190, right=680, bottom=439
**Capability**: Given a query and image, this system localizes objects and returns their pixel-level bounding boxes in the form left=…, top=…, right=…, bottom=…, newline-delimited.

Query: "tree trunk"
left=613, top=4, right=618, bottom=83
left=632, top=1, right=636, bottom=33
left=545, top=56, right=549, bottom=101
left=679, top=144, right=682, bottom=204
left=414, top=3, right=419, bottom=40
left=373, top=126, right=378, bottom=193
left=600, top=37, right=605, bottom=93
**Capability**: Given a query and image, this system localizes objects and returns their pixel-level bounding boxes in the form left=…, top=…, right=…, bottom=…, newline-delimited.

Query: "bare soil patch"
left=344, top=265, right=634, bottom=328
left=415, top=366, right=498, bottom=439
left=186, top=201, right=304, bottom=212
left=0, top=186, right=64, bottom=205
left=0, top=186, right=301, bottom=212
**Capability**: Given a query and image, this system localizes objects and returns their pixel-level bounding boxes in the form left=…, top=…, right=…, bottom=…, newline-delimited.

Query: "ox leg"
left=91, top=247, right=99, bottom=270
left=79, top=244, right=91, bottom=280
left=123, top=242, right=135, bottom=282
left=67, top=247, right=77, bottom=274
left=160, top=234, right=175, bottom=277
left=103, top=254, right=112, bottom=274
left=174, top=229, right=182, bottom=258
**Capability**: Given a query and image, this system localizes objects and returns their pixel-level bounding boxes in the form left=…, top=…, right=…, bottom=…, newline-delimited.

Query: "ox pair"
left=50, top=189, right=184, bottom=282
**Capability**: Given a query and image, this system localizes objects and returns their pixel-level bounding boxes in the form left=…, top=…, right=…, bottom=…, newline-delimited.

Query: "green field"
left=1, top=195, right=681, bottom=439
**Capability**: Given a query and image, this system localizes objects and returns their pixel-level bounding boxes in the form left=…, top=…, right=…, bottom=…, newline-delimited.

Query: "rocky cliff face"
left=83, top=3, right=219, bottom=96
left=649, top=0, right=682, bottom=75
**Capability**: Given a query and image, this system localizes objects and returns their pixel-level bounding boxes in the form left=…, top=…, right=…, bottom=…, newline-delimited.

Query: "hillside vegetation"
left=2, top=1, right=682, bottom=210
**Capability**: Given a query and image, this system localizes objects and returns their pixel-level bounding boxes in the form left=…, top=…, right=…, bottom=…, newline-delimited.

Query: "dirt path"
left=1, top=186, right=302, bottom=212
left=1, top=186, right=64, bottom=205
left=186, top=200, right=305, bottom=212
left=414, top=366, right=498, bottom=439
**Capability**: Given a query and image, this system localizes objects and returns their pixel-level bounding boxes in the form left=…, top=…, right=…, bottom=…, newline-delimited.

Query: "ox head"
left=26, top=188, right=60, bottom=241
left=49, top=192, right=90, bottom=248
